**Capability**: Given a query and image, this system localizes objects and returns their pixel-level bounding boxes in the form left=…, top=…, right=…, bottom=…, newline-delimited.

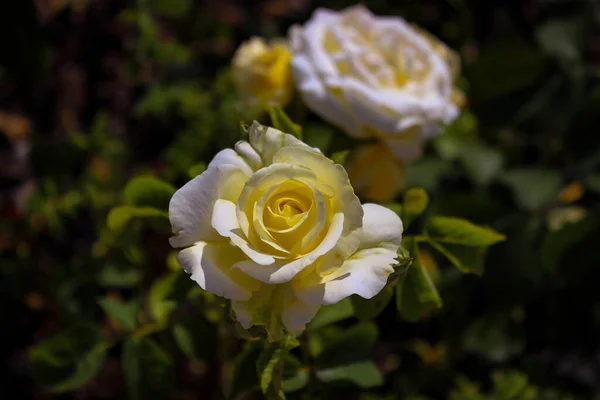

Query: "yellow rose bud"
left=232, top=37, right=293, bottom=111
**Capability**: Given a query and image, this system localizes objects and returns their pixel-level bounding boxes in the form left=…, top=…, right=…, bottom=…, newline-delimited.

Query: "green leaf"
left=402, top=188, right=429, bottom=226
left=427, top=239, right=488, bottom=275
left=396, top=238, right=441, bottom=322
left=257, top=335, right=299, bottom=400
left=281, top=355, right=309, bottom=393
left=122, top=337, right=175, bottom=400
left=536, top=15, right=587, bottom=64
left=230, top=341, right=262, bottom=399
left=269, top=107, right=302, bottom=140
left=458, top=143, right=504, bottom=186
left=351, top=285, right=394, bottom=321
left=123, top=176, right=175, bottom=209
left=499, top=169, right=562, bottom=211
left=106, top=205, right=168, bottom=231
left=304, top=125, right=334, bottom=154
left=331, top=150, right=350, bottom=165
left=316, top=322, right=378, bottom=368
left=404, top=158, right=454, bottom=191
left=30, top=324, right=108, bottom=392
left=426, top=216, right=506, bottom=247
left=491, top=370, right=530, bottom=399
left=97, top=264, right=141, bottom=288
left=315, top=361, right=383, bottom=389
left=307, top=298, right=354, bottom=330
left=541, top=213, right=600, bottom=271
left=98, top=297, right=139, bottom=331
left=148, top=271, right=190, bottom=324
left=171, top=315, right=216, bottom=361
left=49, top=343, right=109, bottom=393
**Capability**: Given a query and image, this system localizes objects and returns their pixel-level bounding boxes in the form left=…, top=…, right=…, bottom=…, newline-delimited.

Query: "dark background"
left=1, top=0, right=600, bottom=399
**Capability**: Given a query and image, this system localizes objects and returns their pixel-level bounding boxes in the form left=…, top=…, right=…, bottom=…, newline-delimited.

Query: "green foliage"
left=269, top=107, right=303, bottom=140
left=122, top=337, right=175, bottom=400
left=396, top=237, right=442, bottom=321
left=30, top=324, right=109, bottom=393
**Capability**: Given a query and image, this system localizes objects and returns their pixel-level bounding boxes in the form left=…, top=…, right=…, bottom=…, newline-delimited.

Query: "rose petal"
left=233, top=212, right=345, bottom=284
left=176, top=241, right=260, bottom=301
left=169, top=165, right=247, bottom=248
left=212, top=199, right=275, bottom=265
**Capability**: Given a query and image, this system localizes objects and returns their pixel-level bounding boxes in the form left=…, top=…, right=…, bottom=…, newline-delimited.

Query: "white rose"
left=169, top=122, right=403, bottom=339
left=290, top=5, right=462, bottom=162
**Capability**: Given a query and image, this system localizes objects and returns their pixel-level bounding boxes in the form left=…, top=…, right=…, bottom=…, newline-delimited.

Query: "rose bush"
left=290, top=5, right=463, bottom=162
left=169, top=122, right=403, bottom=338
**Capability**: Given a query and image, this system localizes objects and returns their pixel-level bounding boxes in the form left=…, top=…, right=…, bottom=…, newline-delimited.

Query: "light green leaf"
left=148, top=271, right=189, bottom=324
left=402, top=187, right=429, bottom=226
left=426, top=216, right=506, bottom=247
left=123, top=176, right=175, bottom=209
left=427, top=239, right=488, bottom=275
left=331, top=150, right=350, bottom=165
left=269, top=107, right=302, bottom=140
left=396, top=237, right=441, bottom=322
left=98, top=297, right=139, bottom=331
left=257, top=335, right=299, bottom=400
left=122, top=337, right=175, bottom=400
left=315, top=361, right=383, bottom=388
left=541, top=213, right=600, bottom=271
left=307, top=297, right=354, bottom=330
left=106, top=205, right=168, bottom=231
left=351, top=285, right=394, bottom=321
left=499, top=169, right=562, bottom=211
left=316, top=322, right=378, bottom=368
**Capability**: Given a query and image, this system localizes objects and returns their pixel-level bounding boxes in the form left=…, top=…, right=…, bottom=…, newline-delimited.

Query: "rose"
left=169, top=122, right=403, bottom=339
left=290, top=5, right=463, bottom=162
left=232, top=37, right=293, bottom=111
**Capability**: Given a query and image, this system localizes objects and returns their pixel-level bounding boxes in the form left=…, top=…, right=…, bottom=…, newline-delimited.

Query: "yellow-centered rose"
left=232, top=37, right=293, bottom=110
left=290, top=5, right=464, bottom=162
left=169, top=122, right=403, bottom=339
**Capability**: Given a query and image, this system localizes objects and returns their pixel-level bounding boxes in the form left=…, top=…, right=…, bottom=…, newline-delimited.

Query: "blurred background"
left=2, top=0, right=600, bottom=399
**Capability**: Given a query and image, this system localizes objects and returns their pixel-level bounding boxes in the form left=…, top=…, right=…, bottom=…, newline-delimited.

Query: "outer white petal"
left=176, top=242, right=260, bottom=301
left=233, top=213, right=345, bottom=284
left=294, top=203, right=403, bottom=305
left=169, top=165, right=247, bottom=248
left=208, top=148, right=254, bottom=177
left=211, top=199, right=275, bottom=265
left=303, top=247, right=398, bottom=305
left=291, top=56, right=360, bottom=137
